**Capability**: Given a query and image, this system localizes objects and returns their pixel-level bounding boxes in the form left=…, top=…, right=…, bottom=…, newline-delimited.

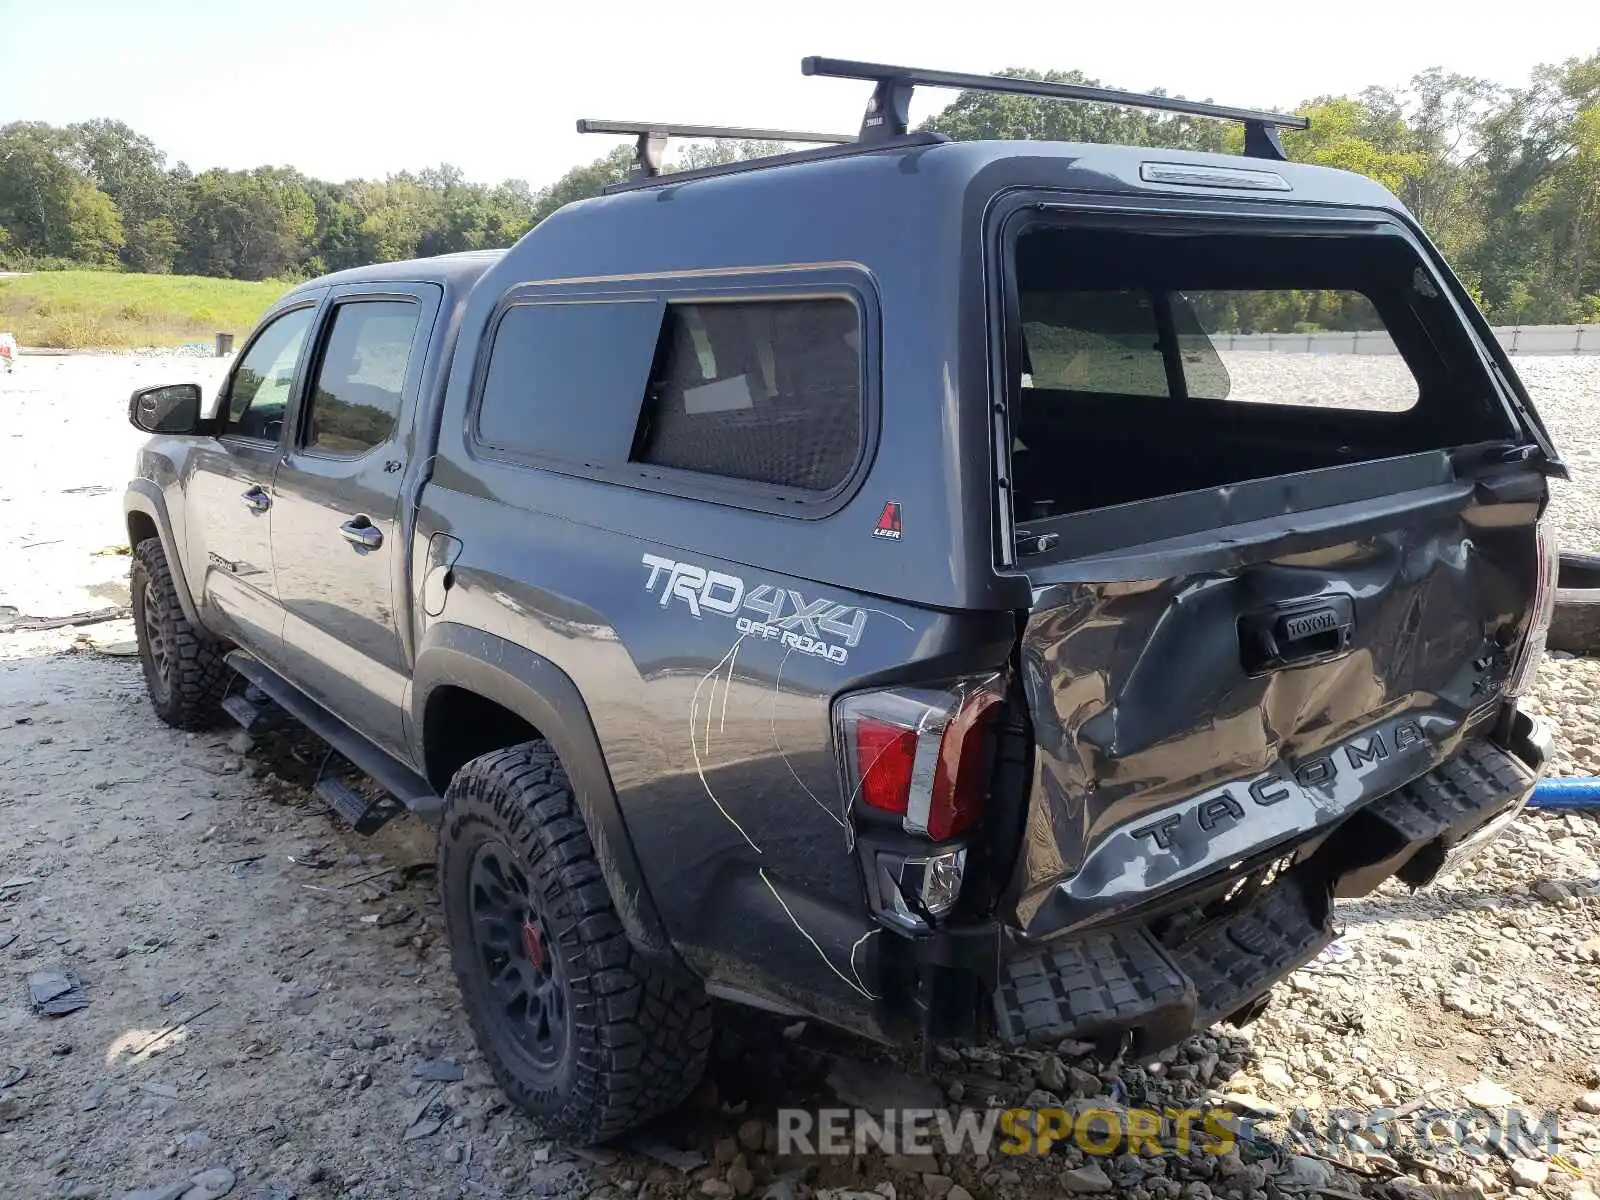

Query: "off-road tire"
left=130, top=537, right=232, bottom=730
left=438, top=742, right=712, bottom=1144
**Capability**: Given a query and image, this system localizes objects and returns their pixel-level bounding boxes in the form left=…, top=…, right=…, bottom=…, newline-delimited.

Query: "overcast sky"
left=5, top=0, right=1598, bottom=190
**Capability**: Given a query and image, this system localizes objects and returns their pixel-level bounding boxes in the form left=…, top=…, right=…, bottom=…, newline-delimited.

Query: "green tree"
left=178, top=167, right=315, bottom=279
left=1280, top=97, right=1426, bottom=193
left=528, top=145, right=636, bottom=226
left=64, top=183, right=125, bottom=266
left=0, top=48, right=1597, bottom=327
left=673, top=139, right=790, bottom=171
left=67, top=119, right=182, bottom=271
left=1463, top=53, right=1600, bottom=321
left=0, top=121, right=125, bottom=264
left=923, top=68, right=1230, bottom=151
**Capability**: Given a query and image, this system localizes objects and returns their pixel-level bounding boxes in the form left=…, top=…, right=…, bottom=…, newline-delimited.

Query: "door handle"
left=240, top=485, right=271, bottom=512
left=339, top=515, right=383, bottom=551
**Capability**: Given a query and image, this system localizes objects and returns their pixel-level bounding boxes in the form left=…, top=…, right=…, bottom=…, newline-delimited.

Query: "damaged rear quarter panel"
left=416, top=477, right=1015, bottom=1040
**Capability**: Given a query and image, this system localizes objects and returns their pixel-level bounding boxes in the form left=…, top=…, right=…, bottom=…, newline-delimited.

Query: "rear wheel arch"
left=413, top=624, right=680, bottom=969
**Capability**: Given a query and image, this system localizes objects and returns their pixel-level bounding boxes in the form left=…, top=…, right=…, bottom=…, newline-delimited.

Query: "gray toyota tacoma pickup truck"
left=123, top=59, right=1560, bottom=1143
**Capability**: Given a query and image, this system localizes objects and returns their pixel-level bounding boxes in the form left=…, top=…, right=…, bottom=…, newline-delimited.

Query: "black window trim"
left=294, top=293, right=425, bottom=463
left=218, top=298, right=324, bottom=449
left=465, top=271, right=881, bottom=520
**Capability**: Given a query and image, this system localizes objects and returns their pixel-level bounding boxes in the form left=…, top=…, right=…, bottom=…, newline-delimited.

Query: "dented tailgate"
left=1009, top=469, right=1541, bottom=939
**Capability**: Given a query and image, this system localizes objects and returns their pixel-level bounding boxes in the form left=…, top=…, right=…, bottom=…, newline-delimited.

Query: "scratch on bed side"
left=689, top=630, right=761, bottom=854
left=770, top=645, right=846, bottom=834
left=861, top=606, right=916, bottom=632
left=849, top=927, right=881, bottom=998
left=718, top=636, right=741, bottom=735
left=696, top=629, right=749, bottom=757
left=759, top=867, right=880, bottom=1000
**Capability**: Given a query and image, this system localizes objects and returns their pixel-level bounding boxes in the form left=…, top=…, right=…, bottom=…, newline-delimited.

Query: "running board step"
left=994, top=870, right=1333, bottom=1050
left=220, top=685, right=284, bottom=733
left=314, top=777, right=405, bottom=836
left=223, top=649, right=443, bottom=825
left=993, top=926, right=1193, bottom=1048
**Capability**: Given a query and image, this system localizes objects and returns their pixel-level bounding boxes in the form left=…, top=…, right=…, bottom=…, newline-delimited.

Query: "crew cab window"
left=226, top=306, right=315, bottom=441
left=303, top=300, right=420, bottom=457
left=634, top=298, right=862, bottom=492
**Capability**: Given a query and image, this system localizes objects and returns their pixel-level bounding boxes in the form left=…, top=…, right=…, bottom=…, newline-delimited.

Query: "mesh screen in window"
left=634, top=299, right=863, bottom=492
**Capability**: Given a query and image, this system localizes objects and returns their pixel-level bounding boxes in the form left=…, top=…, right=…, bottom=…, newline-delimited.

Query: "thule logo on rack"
left=1129, top=719, right=1430, bottom=852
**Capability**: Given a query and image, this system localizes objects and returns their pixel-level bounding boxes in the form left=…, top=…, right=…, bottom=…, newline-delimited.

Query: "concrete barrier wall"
left=1214, top=324, right=1597, bottom=356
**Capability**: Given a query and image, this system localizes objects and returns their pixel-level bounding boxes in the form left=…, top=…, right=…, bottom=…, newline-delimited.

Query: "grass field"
left=0, top=271, right=285, bottom=349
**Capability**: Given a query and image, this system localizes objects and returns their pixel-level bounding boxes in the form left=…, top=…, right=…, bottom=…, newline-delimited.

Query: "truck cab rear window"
left=1006, top=224, right=1507, bottom=520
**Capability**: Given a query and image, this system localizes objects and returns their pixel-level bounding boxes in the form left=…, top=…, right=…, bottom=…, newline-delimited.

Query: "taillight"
left=1507, top=519, right=1560, bottom=696
left=834, top=675, right=1003, bottom=840
left=854, top=719, right=919, bottom=814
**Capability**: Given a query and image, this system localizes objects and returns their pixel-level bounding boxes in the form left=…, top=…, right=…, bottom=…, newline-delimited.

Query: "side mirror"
left=129, top=384, right=204, bottom=434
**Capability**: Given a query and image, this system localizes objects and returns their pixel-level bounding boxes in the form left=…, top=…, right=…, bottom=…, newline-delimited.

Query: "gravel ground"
left=1518, top=357, right=1600, bottom=558
left=0, top=353, right=1596, bottom=1200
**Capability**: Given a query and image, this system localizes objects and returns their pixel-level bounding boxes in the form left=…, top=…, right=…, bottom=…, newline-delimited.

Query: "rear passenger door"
left=270, top=283, right=439, bottom=756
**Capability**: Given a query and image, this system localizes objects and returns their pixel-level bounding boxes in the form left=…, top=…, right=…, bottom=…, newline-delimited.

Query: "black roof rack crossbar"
left=799, top=56, right=1308, bottom=162
left=576, top=119, right=856, bottom=177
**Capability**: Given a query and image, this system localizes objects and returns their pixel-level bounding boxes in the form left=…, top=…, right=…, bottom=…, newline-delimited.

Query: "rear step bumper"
left=991, top=725, right=1544, bottom=1050
left=993, top=871, right=1330, bottom=1049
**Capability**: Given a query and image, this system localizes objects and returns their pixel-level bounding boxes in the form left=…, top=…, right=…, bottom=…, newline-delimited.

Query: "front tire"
left=130, top=537, right=232, bottom=730
left=438, top=742, right=712, bottom=1143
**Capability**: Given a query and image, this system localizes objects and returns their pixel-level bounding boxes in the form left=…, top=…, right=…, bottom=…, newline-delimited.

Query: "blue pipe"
left=1529, top=777, right=1600, bottom=810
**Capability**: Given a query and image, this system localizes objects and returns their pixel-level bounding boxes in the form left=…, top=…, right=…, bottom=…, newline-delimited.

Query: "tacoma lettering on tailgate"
left=1050, top=714, right=1448, bottom=927
left=1130, top=720, right=1427, bottom=851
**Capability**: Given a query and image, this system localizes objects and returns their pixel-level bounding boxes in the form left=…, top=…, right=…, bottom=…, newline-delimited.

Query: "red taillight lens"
left=927, top=689, right=1002, bottom=839
left=854, top=718, right=917, bottom=815
left=835, top=675, right=1003, bottom=841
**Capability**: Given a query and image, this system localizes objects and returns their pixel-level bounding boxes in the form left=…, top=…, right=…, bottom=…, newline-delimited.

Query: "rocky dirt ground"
left=0, top=353, right=1598, bottom=1200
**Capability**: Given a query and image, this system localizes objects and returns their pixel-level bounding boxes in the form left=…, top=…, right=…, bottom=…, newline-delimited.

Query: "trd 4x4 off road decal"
left=640, top=554, right=868, bottom=664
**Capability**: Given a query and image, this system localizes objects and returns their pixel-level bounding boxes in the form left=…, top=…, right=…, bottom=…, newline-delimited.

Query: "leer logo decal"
left=872, top=501, right=903, bottom=541
left=641, top=554, right=869, bottom=664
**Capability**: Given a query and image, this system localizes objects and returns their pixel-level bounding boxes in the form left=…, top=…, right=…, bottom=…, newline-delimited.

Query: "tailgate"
left=993, top=206, right=1555, bottom=940
left=1008, top=466, right=1541, bottom=937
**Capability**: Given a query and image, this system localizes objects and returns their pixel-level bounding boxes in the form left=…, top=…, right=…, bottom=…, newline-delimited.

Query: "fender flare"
left=412, top=623, right=680, bottom=970
left=124, top=481, right=200, bottom=626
